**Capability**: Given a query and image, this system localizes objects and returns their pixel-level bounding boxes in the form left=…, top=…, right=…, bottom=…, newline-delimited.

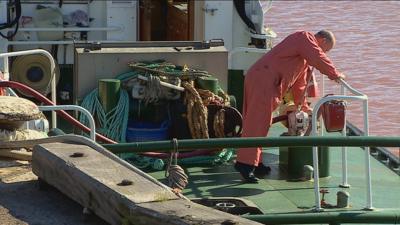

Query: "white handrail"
left=340, top=85, right=350, bottom=188
left=0, top=49, right=57, bottom=128
left=5, top=26, right=122, bottom=32
left=311, top=78, right=372, bottom=211
left=38, top=105, right=96, bottom=141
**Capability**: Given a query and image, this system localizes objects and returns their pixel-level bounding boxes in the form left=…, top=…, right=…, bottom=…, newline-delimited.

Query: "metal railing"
left=38, top=105, right=96, bottom=141
left=0, top=49, right=57, bottom=128
left=311, top=78, right=371, bottom=211
left=4, top=26, right=123, bottom=47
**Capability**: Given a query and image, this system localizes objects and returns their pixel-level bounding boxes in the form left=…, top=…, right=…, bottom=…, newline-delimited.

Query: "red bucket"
left=322, top=100, right=346, bottom=132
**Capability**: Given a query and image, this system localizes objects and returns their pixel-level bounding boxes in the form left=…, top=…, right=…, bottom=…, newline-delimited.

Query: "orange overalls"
left=236, top=31, right=341, bottom=166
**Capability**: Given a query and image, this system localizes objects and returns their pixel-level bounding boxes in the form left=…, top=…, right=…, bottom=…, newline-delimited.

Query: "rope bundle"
left=166, top=164, right=188, bottom=192
left=165, top=139, right=188, bottom=192
left=183, top=82, right=209, bottom=139
left=143, top=75, right=162, bottom=105
left=79, top=89, right=129, bottom=142
left=213, top=108, right=225, bottom=138
left=197, top=89, right=225, bottom=106
left=186, top=88, right=231, bottom=139
left=142, top=75, right=181, bottom=104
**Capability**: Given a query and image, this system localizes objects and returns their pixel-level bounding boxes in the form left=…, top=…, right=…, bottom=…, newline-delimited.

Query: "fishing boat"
left=0, top=1, right=399, bottom=224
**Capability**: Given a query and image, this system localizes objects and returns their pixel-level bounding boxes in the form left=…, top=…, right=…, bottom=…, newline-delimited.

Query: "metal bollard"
left=337, top=190, right=350, bottom=208
left=303, top=165, right=314, bottom=181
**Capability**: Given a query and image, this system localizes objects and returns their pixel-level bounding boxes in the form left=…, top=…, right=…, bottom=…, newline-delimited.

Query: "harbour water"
left=264, top=1, right=400, bottom=156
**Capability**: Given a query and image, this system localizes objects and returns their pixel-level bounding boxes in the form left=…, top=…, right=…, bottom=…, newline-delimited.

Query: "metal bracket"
left=202, top=6, right=218, bottom=16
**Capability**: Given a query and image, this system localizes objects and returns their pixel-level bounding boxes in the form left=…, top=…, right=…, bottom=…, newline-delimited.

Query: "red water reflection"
left=264, top=1, right=400, bottom=157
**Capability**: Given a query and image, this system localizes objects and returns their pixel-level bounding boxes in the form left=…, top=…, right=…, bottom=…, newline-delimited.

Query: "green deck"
left=146, top=124, right=400, bottom=218
left=56, top=116, right=400, bottom=223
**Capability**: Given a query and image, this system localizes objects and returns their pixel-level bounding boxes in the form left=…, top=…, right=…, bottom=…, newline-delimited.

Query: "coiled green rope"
left=79, top=89, right=129, bottom=142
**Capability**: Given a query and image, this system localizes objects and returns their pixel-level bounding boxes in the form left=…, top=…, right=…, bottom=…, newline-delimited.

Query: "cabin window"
left=139, top=0, right=193, bottom=41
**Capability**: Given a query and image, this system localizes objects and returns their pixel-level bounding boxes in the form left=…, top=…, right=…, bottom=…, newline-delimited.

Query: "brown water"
left=264, top=1, right=400, bottom=157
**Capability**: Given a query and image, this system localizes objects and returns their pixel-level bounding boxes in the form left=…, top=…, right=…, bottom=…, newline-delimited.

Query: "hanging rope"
left=213, top=108, right=226, bottom=138
left=197, top=89, right=225, bottom=106
left=183, top=82, right=209, bottom=139
left=79, top=89, right=129, bottom=142
left=165, top=138, right=188, bottom=193
left=141, top=74, right=181, bottom=104
left=197, top=88, right=232, bottom=138
left=143, top=75, right=162, bottom=105
left=217, top=87, right=231, bottom=106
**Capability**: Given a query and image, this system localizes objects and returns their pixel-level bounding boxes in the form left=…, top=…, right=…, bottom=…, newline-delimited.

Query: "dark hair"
left=315, top=30, right=335, bottom=45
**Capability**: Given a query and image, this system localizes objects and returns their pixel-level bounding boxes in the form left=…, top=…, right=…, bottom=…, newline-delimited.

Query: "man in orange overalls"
left=235, top=30, right=345, bottom=183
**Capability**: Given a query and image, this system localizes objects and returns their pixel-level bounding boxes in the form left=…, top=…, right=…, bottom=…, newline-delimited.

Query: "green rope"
left=123, top=153, right=165, bottom=170
left=177, top=148, right=236, bottom=165
left=120, top=149, right=235, bottom=171
left=79, top=89, right=129, bottom=142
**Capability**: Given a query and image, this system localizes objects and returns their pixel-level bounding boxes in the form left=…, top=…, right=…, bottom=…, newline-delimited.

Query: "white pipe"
left=3, top=57, right=9, bottom=80
left=340, top=79, right=365, bottom=96
left=6, top=26, right=122, bottom=32
left=311, top=78, right=368, bottom=211
left=321, top=73, right=325, bottom=96
left=363, top=99, right=373, bottom=210
left=137, top=75, right=184, bottom=92
left=340, top=85, right=350, bottom=188
left=0, top=49, right=57, bottom=128
left=320, top=74, right=325, bottom=137
left=6, top=39, right=134, bottom=46
left=38, top=105, right=96, bottom=141
left=8, top=40, right=77, bottom=45
left=312, top=145, right=322, bottom=211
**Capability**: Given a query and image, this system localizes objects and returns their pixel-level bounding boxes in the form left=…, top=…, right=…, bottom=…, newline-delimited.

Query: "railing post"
left=0, top=49, right=57, bottom=128
left=340, top=85, right=350, bottom=188
left=311, top=109, right=322, bottom=211
left=363, top=99, right=373, bottom=210
left=312, top=145, right=322, bottom=211
left=311, top=78, right=368, bottom=212
left=38, top=105, right=96, bottom=141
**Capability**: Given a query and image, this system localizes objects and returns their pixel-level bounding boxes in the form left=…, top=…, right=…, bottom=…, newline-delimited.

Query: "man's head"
left=315, top=30, right=335, bottom=53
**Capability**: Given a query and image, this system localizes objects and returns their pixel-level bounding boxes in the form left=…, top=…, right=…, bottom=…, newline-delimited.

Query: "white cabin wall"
left=230, top=0, right=266, bottom=71
left=203, top=1, right=233, bottom=51
left=0, top=1, right=7, bottom=70
left=106, top=0, right=137, bottom=41
left=88, top=1, right=107, bottom=41
left=0, top=1, right=6, bottom=24
left=196, top=0, right=268, bottom=70
left=1, top=0, right=137, bottom=65
left=193, top=0, right=204, bottom=41
left=10, top=2, right=91, bottom=64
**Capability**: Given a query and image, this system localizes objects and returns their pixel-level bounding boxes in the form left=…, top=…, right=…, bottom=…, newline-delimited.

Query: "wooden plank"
left=32, top=142, right=261, bottom=225
left=0, top=149, right=32, bottom=161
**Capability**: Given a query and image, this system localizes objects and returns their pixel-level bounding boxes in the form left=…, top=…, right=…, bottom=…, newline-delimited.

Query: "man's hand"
left=335, top=73, right=345, bottom=83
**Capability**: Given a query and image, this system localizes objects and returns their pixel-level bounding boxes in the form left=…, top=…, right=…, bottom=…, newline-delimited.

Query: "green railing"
left=243, top=210, right=400, bottom=224
left=103, top=136, right=400, bottom=153
left=103, top=136, right=400, bottom=224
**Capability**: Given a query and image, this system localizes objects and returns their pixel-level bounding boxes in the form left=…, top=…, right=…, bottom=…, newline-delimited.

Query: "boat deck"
left=147, top=124, right=400, bottom=217
left=1, top=122, right=399, bottom=224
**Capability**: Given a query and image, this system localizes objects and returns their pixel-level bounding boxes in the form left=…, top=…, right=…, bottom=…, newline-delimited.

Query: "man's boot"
left=234, top=161, right=259, bottom=183
left=254, top=163, right=271, bottom=178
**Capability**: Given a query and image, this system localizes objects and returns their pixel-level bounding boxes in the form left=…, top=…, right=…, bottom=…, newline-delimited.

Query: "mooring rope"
left=165, top=138, right=188, bottom=193
left=79, top=89, right=129, bottom=142
left=183, top=82, right=209, bottom=139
